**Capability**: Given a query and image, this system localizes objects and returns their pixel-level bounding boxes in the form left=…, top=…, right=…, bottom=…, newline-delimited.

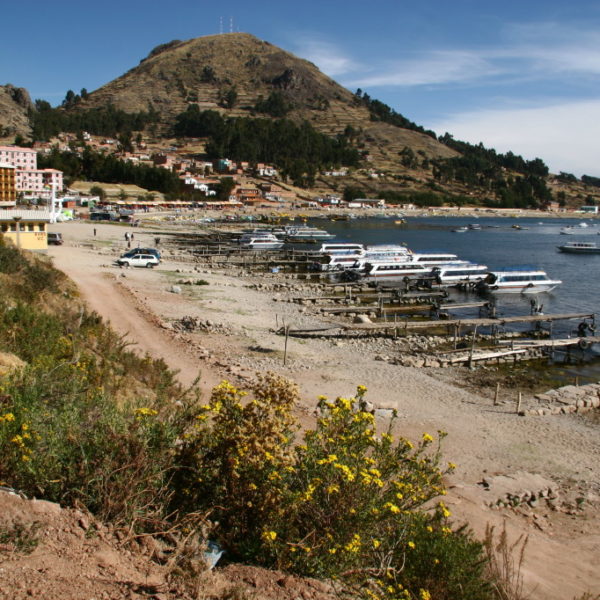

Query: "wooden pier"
left=339, top=312, right=594, bottom=332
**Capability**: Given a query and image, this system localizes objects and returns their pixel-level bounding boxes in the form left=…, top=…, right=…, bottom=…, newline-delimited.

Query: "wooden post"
left=453, top=323, right=460, bottom=350
left=468, top=325, right=478, bottom=369
left=283, top=325, right=290, bottom=366
left=494, top=382, right=500, bottom=406
left=516, top=391, right=522, bottom=414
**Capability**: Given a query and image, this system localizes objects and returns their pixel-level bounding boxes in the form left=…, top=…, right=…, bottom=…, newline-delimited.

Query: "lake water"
left=308, top=215, right=600, bottom=380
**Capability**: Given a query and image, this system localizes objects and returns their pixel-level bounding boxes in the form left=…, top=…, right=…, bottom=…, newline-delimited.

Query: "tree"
left=62, top=90, right=76, bottom=108
left=220, top=87, right=238, bottom=109
left=80, top=88, right=89, bottom=100
left=90, top=185, right=106, bottom=200
left=214, top=177, right=236, bottom=201
left=201, top=66, right=216, bottom=83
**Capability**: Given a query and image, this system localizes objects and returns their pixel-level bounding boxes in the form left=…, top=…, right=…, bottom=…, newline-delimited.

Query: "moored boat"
left=354, top=261, right=432, bottom=283
left=479, top=268, right=561, bottom=294
left=240, top=234, right=284, bottom=250
left=283, top=225, right=335, bottom=241
left=432, top=263, right=489, bottom=285
left=557, top=241, right=600, bottom=254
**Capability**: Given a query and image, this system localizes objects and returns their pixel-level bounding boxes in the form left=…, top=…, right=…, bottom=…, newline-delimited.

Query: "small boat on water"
left=316, top=242, right=365, bottom=255
left=557, top=241, right=600, bottom=254
left=283, top=225, right=335, bottom=241
left=560, top=223, right=593, bottom=235
left=352, top=261, right=432, bottom=283
left=411, top=252, right=461, bottom=267
left=452, top=226, right=468, bottom=233
left=240, top=235, right=284, bottom=250
left=479, top=268, right=561, bottom=294
left=432, top=263, right=489, bottom=285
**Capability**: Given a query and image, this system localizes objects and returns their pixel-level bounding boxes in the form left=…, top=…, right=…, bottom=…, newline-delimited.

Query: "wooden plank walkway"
left=497, top=335, right=600, bottom=349
left=339, top=312, right=594, bottom=332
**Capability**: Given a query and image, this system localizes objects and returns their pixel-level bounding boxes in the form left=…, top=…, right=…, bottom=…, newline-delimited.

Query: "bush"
left=174, top=376, right=495, bottom=599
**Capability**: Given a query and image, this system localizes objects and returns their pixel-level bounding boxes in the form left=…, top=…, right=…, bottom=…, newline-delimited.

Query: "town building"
left=0, top=163, right=17, bottom=207
left=0, top=145, right=64, bottom=196
left=0, top=209, right=52, bottom=252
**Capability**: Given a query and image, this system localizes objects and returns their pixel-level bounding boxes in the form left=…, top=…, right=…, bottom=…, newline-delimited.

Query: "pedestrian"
left=93, top=228, right=97, bottom=236
left=127, top=241, right=131, bottom=249
left=155, top=237, right=160, bottom=246
left=131, top=233, right=134, bottom=241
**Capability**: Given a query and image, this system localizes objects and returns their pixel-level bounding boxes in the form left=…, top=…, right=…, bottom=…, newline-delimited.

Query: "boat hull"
left=557, top=246, right=600, bottom=254
left=487, top=283, right=560, bottom=294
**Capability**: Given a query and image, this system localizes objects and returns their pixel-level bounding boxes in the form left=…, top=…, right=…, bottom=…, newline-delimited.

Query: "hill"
left=10, top=32, right=600, bottom=208
left=0, top=84, right=33, bottom=139
left=78, top=33, right=457, bottom=169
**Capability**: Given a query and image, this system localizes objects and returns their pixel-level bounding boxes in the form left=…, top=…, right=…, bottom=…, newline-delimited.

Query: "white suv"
left=117, top=253, right=160, bottom=268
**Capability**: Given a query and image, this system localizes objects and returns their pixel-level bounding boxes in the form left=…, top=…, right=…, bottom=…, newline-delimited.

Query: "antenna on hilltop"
left=219, top=16, right=223, bottom=35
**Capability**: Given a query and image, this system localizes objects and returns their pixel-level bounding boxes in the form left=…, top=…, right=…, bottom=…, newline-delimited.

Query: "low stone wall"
left=519, top=383, right=600, bottom=416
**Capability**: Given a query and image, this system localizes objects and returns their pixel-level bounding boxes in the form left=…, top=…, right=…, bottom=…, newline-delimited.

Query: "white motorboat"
left=238, top=230, right=282, bottom=244
left=557, top=241, right=600, bottom=254
left=560, top=223, right=594, bottom=235
left=355, top=261, right=432, bottom=283
left=410, top=252, right=462, bottom=267
left=283, top=226, right=335, bottom=241
left=432, top=263, right=489, bottom=285
left=240, top=235, right=284, bottom=250
left=316, top=242, right=365, bottom=255
left=320, top=245, right=412, bottom=272
left=480, top=268, right=561, bottom=294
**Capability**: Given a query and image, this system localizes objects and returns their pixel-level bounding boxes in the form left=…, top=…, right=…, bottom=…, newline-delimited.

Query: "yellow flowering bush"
left=175, top=378, right=493, bottom=599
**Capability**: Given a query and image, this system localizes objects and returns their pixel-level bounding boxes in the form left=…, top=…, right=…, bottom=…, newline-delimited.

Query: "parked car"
left=117, top=254, right=160, bottom=268
left=47, top=232, right=63, bottom=245
left=121, top=247, right=161, bottom=259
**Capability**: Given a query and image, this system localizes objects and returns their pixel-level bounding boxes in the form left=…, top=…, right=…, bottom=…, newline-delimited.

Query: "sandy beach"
left=47, top=218, right=600, bottom=599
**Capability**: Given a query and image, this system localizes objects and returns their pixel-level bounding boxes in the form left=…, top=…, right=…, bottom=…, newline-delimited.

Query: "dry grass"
left=484, top=522, right=530, bottom=600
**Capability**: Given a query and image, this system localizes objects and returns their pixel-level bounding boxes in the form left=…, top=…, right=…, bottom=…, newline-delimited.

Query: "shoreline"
left=47, top=219, right=600, bottom=599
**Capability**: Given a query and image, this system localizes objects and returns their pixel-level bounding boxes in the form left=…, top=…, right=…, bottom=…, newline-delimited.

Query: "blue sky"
left=2, top=0, right=599, bottom=176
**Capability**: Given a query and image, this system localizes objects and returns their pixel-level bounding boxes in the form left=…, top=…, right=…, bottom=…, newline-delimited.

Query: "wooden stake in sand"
left=494, top=382, right=500, bottom=406
left=468, top=325, right=478, bottom=369
left=283, top=325, right=290, bottom=366
left=516, top=391, right=522, bottom=414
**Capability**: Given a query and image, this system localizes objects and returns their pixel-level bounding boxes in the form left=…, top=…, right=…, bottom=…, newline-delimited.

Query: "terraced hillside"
left=78, top=33, right=457, bottom=173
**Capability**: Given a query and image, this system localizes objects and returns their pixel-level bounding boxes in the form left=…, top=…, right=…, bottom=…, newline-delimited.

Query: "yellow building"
left=0, top=163, right=16, bottom=207
left=0, top=210, right=51, bottom=252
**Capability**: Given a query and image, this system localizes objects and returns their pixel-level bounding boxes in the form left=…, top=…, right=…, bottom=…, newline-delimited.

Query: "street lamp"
left=12, top=215, right=22, bottom=249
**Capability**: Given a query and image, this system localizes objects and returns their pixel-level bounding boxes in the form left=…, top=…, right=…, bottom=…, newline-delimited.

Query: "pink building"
left=0, top=145, right=64, bottom=194
left=17, top=168, right=63, bottom=194
left=0, top=146, right=37, bottom=170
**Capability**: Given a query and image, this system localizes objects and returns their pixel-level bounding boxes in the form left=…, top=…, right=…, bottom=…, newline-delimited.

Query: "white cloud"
left=494, top=24, right=600, bottom=76
left=341, top=21, right=600, bottom=90
left=428, top=99, right=600, bottom=177
left=348, top=50, right=498, bottom=88
left=291, top=38, right=359, bottom=76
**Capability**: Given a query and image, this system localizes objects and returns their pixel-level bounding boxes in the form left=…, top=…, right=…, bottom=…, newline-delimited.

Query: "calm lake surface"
left=307, top=215, right=600, bottom=381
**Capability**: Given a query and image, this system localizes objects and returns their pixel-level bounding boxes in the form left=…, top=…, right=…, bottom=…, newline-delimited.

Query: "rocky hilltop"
left=80, top=33, right=456, bottom=170
left=0, top=84, right=33, bottom=139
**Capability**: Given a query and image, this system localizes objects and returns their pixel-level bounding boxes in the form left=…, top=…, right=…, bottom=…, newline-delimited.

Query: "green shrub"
left=174, top=376, right=495, bottom=599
